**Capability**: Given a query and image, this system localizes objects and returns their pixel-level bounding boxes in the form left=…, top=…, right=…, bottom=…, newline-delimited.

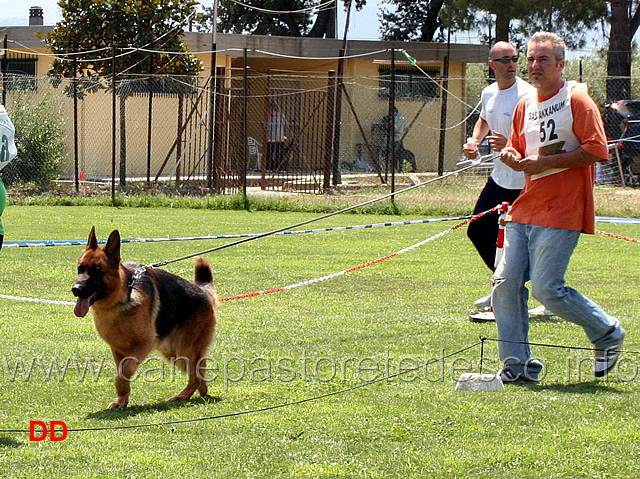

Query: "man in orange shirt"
left=493, top=32, right=625, bottom=382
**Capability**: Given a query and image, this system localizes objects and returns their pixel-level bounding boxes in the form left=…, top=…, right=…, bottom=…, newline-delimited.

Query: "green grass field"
left=0, top=203, right=639, bottom=478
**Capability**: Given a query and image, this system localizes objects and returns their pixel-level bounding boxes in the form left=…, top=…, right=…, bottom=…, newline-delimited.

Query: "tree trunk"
left=419, top=0, right=446, bottom=41
left=494, top=12, right=511, bottom=41
left=283, top=0, right=303, bottom=36
left=607, top=0, right=633, bottom=101
left=308, top=2, right=336, bottom=38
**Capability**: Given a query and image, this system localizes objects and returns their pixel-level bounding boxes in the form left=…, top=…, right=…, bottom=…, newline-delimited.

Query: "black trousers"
left=0, top=234, right=3, bottom=251
left=467, top=176, right=521, bottom=271
left=266, top=141, right=287, bottom=171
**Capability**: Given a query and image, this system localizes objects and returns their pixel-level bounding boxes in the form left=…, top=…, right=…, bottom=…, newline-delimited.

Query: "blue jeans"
left=492, top=222, right=623, bottom=373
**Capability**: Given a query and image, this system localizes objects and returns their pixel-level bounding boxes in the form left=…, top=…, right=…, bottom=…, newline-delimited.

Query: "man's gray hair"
left=529, top=31, right=566, bottom=61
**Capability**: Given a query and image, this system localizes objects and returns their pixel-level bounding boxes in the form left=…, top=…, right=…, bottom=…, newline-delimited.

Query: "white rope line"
left=3, top=216, right=472, bottom=249
left=1, top=217, right=466, bottom=307
left=0, top=294, right=75, bottom=306
left=253, top=49, right=391, bottom=61
left=227, top=0, right=336, bottom=14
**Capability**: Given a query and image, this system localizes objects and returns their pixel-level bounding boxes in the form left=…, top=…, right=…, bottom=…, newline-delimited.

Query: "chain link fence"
left=1, top=64, right=639, bottom=203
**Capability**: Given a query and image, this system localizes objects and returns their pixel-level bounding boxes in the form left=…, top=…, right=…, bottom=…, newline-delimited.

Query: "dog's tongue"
left=74, top=297, right=91, bottom=318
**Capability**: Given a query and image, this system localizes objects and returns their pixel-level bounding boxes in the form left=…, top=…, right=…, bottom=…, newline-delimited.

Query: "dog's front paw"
left=108, top=399, right=129, bottom=409
left=167, top=394, right=189, bottom=402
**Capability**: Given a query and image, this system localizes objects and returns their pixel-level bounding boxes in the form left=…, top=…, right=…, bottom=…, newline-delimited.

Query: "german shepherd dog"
left=72, top=227, right=217, bottom=409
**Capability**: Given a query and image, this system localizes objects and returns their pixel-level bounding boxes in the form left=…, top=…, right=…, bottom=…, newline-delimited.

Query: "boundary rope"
left=481, top=336, right=640, bottom=355
left=5, top=216, right=637, bottom=249
left=2, top=216, right=472, bottom=249
left=596, top=229, right=640, bottom=244
left=0, top=208, right=495, bottom=307
left=4, top=331, right=639, bottom=434
left=1, top=211, right=637, bottom=307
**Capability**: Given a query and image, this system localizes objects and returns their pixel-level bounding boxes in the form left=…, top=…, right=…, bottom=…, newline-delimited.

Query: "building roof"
left=1, top=26, right=489, bottom=64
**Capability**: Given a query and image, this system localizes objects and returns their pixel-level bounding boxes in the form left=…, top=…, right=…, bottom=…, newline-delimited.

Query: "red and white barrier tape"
left=596, top=229, right=640, bottom=244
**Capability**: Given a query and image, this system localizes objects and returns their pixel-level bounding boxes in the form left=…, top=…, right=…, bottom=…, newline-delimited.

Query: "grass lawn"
left=0, top=203, right=639, bottom=478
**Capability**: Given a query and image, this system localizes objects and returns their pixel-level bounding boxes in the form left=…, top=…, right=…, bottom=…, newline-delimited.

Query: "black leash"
left=150, top=154, right=498, bottom=268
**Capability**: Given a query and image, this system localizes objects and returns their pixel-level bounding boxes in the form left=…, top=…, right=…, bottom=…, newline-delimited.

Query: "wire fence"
left=1, top=63, right=639, bottom=200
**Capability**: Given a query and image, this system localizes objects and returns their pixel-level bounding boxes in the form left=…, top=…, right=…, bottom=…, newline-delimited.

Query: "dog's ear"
left=104, top=229, right=121, bottom=262
left=87, top=226, right=98, bottom=250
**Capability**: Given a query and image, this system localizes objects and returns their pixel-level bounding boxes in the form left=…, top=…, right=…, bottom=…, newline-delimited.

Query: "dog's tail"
left=194, top=256, right=218, bottom=307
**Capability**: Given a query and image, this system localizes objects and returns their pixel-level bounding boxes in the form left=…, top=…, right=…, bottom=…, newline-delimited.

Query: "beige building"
left=1, top=24, right=488, bottom=183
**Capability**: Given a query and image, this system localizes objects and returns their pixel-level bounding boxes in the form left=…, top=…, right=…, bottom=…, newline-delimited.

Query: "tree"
left=379, top=0, right=537, bottom=42
left=452, top=0, right=531, bottom=42
left=43, top=0, right=202, bottom=79
left=42, top=0, right=203, bottom=186
left=607, top=0, right=640, bottom=101
left=197, top=0, right=365, bottom=38
left=2, top=91, right=67, bottom=190
left=380, top=0, right=606, bottom=46
left=518, top=0, right=608, bottom=49
left=379, top=0, right=447, bottom=41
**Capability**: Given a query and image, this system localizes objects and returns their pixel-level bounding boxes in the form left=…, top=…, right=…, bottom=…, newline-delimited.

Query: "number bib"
left=0, top=106, right=17, bottom=172
left=522, top=82, right=581, bottom=180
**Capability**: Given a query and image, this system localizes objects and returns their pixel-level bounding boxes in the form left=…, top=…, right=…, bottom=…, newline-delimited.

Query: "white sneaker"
left=469, top=311, right=495, bottom=322
left=528, top=305, right=554, bottom=316
left=474, top=294, right=492, bottom=309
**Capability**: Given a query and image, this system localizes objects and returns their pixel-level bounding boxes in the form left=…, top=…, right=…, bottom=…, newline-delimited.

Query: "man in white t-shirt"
left=265, top=103, right=289, bottom=171
left=462, top=41, right=535, bottom=314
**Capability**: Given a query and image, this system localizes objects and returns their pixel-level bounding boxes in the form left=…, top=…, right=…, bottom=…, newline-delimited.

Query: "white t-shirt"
left=480, top=77, right=535, bottom=190
left=266, top=111, right=287, bottom=142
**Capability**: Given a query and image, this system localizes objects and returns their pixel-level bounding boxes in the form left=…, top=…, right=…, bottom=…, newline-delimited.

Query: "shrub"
left=1, top=87, right=67, bottom=190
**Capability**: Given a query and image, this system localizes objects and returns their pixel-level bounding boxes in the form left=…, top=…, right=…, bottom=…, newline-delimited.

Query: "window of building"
left=2, top=56, right=38, bottom=91
left=378, top=65, right=441, bottom=100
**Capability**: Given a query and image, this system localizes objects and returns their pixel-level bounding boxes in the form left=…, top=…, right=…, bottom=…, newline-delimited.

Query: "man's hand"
left=486, top=133, right=508, bottom=152
left=500, top=149, right=551, bottom=175
left=499, top=147, right=522, bottom=170
left=462, top=138, right=479, bottom=159
left=517, top=155, right=549, bottom=175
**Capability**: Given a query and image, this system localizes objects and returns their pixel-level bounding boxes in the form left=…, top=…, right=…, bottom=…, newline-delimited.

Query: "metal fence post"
left=437, top=54, right=449, bottom=177
left=324, top=70, right=336, bottom=191
left=1, top=35, right=7, bottom=107
left=73, top=47, right=79, bottom=192
left=243, top=47, right=249, bottom=208
left=146, top=51, right=154, bottom=186
left=111, top=44, right=116, bottom=203
left=213, top=66, right=225, bottom=193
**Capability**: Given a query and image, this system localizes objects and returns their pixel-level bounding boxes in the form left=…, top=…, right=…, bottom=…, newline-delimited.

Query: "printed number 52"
left=539, top=119, right=558, bottom=142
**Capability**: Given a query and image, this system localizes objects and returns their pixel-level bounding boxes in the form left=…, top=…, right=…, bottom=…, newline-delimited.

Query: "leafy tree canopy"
left=380, top=0, right=607, bottom=48
left=42, top=0, right=203, bottom=78
left=379, top=0, right=447, bottom=42
left=197, top=0, right=365, bottom=38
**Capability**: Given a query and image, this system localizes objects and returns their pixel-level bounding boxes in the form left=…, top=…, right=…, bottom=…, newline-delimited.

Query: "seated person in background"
left=383, top=107, right=417, bottom=172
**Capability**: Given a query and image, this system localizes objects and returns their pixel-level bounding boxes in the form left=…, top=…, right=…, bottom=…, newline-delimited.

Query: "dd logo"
left=29, top=421, right=68, bottom=442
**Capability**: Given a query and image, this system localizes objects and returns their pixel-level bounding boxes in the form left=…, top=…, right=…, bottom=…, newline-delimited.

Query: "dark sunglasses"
left=492, top=55, right=519, bottom=64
